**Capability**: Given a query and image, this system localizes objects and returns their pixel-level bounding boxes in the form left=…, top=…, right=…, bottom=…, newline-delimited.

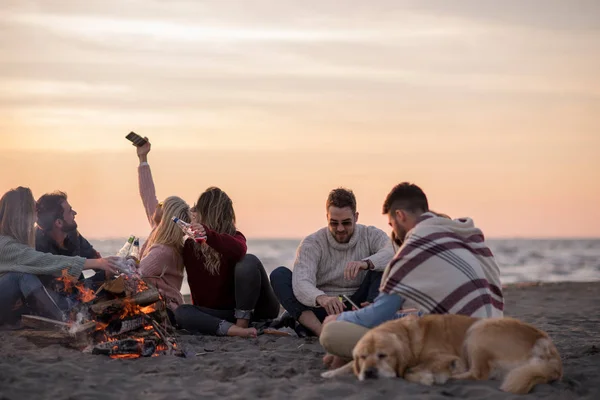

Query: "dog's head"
left=352, top=328, right=414, bottom=381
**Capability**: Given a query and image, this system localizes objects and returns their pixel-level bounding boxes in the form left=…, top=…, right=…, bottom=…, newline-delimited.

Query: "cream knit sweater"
left=291, top=225, right=394, bottom=307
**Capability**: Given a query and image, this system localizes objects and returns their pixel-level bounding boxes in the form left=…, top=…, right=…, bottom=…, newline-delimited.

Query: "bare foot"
left=235, top=319, right=250, bottom=328
left=227, top=326, right=257, bottom=338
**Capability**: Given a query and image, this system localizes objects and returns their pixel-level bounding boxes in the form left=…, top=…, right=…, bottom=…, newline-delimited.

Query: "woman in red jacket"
left=175, top=187, right=280, bottom=337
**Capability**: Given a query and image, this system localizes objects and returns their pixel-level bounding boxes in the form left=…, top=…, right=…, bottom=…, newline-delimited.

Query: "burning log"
left=90, top=285, right=159, bottom=315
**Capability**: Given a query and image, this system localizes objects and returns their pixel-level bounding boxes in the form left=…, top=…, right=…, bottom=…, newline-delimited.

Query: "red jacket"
left=182, top=226, right=247, bottom=310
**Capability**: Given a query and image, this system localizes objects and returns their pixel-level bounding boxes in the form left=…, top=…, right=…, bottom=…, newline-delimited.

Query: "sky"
left=1, top=0, right=599, bottom=239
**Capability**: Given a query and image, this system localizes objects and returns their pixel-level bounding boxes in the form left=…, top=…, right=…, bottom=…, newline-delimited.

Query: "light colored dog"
left=322, top=314, right=562, bottom=394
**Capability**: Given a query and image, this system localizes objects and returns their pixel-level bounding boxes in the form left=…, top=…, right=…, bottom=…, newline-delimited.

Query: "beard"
left=330, top=229, right=353, bottom=244
left=61, top=221, right=78, bottom=233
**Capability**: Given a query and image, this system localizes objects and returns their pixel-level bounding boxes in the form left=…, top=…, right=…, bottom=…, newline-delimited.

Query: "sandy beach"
left=1, top=281, right=598, bottom=400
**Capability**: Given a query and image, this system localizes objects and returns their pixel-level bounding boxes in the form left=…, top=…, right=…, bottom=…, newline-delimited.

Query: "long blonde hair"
left=194, top=187, right=236, bottom=275
left=0, top=187, right=36, bottom=247
left=142, top=196, right=190, bottom=270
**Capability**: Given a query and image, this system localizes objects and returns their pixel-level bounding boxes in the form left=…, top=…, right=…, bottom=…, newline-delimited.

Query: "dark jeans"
left=175, top=254, right=280, bottom=336
left=0, top=272, right=65, bottom=326
left=270, top=266, right=382, bottom=322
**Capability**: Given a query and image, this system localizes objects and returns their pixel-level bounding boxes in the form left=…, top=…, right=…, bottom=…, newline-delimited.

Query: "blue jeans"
left=0, top=272, right=45, bottom=325
left=269, top=266, right=382, bottom=322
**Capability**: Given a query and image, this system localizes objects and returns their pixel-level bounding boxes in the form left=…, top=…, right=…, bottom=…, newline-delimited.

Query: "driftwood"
left=90, top=286, right=159, bottom=314
left=21, top=315, right=97, bottom=334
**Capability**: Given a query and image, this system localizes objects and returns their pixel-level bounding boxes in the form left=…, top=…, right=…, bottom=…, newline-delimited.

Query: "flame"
left=139, top=304, right=156, bottom=314
left=58, top=270, right=76, bottom=292
left=110, top=354, right=141, bottom=360
left=79, top=286, right=96, bottom=303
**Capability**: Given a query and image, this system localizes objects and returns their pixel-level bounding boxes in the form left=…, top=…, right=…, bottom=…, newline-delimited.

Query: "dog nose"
left=364, top=367, right=378, bottom=379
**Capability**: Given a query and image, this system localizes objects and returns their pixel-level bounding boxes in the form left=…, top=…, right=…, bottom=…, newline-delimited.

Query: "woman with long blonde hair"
left=138, top=195, right=190, bottom=314
left=0, top=187, right=119, bottom=325
left=175, top=187, right=280, bottom=338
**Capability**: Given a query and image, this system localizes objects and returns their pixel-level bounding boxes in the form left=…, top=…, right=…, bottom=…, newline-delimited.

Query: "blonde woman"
left=138, top=196, right=190, bottom=314
left=175, top=187, right=280, bottom=338
left=0, top=187, right=119, bottom=325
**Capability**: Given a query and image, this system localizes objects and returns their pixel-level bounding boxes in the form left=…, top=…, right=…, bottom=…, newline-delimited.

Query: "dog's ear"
left=352, top=346, right=362, bottom=377
left=388, top=333, right=409, bottom=377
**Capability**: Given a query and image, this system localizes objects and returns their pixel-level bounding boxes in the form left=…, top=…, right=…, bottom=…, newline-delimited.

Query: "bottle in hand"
left=116, top=235, right=135, bottom=257
left=128, top=238, right=141, bottom=262
left=172, top=217, right=206, bottom=243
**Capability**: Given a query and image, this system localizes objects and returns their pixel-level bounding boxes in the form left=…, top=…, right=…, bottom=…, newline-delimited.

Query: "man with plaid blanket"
left=320, top=182, right=503, bottom=365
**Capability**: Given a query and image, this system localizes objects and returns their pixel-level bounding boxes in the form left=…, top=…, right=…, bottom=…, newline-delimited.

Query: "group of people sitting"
left=0, top=137, right=504, bottom=367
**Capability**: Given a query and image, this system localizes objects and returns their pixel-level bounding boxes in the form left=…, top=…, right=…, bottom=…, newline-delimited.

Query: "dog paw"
left=405, top=370, right=435, bottom=386
left=321, top=370, right=336, bottom=379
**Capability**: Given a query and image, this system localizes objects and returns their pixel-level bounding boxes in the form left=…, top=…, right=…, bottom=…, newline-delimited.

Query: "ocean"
left=91, top=237, right=600, bottom=296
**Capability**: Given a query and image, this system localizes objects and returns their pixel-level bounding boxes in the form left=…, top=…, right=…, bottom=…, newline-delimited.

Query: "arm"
left=291, top=237, right=326, bottom=307
left=0, top=239, right=85, bottom=279
left=138, top=163, right=159, bottom=229
left=336, top=292, right=404, bottom=328
left=136, top=139, right=159, bottom=228
left=363, top=226, right=395, bottom=271
left=204, top=228, right=247, bottom=263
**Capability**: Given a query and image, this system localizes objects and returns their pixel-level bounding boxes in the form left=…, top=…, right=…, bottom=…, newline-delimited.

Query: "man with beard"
left=319, top=182, right=503, bottom=366
left=35, top=192, right=102, bottom=274
left=270, top=188, right=395, bottom=337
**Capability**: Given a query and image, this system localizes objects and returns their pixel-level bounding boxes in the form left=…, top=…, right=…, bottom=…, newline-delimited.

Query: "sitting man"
left=320, top=182, right=504, bottom=364
left=270, top=188, right=395, bottom=336
left=35, top=192, right=103, bottom=284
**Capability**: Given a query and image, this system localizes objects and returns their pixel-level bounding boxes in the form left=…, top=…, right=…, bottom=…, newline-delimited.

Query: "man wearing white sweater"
left=270, top=188, right=395, bottom=336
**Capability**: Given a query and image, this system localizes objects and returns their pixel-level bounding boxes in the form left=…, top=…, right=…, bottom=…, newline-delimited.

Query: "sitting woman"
left=0, top=187, right=119, bottom=326
left=138, top=196, right=190, bottom=317
left=175, top=187, right=280, bottom=338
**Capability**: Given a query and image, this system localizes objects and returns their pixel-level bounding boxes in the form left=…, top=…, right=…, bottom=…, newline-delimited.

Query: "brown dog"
left=323, top=314, right=562, bottom=394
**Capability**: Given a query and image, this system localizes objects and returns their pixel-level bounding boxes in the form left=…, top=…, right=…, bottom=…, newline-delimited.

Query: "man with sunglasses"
left=270, top=188, right=394, bottom=337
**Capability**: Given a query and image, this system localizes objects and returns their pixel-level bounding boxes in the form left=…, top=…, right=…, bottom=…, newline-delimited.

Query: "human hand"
left=317, top=295, right=345, bottom=315
left=344, top=261, right=368, bottom=280
left=136, top=137, right=151, bottom=161
left=190, top=223, right=206, bottom=238
left=84, top=257, right=120, bottom=275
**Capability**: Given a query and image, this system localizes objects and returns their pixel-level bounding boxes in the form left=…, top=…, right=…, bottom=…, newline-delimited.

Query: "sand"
left=1, top=281, right=599, bottom=399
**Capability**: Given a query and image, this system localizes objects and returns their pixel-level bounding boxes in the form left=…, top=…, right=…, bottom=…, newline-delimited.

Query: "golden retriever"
left=322, top=314, right=562, bottom=394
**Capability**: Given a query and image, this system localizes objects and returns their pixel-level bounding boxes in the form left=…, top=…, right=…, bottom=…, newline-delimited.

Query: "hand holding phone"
left=125, top=131, right=148, bottom=147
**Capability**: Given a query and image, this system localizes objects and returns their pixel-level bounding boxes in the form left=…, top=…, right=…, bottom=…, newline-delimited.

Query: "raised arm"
left=136, top=139, right=159, bottom=228
left=363, top=226, right=395, bottom=271
left=291, top=237, right=326, bottom=307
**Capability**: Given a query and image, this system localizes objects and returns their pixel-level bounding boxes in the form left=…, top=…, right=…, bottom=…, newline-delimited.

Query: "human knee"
left=269, top=266, right=291, bottom=283
left=235, top=254, right=261, bottom=277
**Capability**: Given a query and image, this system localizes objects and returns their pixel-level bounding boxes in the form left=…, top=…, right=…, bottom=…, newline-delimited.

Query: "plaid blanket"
left=380, top=212, right=504, bottom=318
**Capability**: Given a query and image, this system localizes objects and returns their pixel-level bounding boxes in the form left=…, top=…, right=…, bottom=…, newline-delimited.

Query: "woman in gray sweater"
left=0, top=187, right=119, bottom=326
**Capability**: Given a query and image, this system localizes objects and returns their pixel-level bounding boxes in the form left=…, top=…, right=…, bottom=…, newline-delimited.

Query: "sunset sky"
left=1, top=0, right=599, bottom=239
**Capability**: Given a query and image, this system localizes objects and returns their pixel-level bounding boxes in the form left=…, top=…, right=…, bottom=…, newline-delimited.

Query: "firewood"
left=90, top=286, right=159, bottom=314
left=21, top=315, right=69, bottom=331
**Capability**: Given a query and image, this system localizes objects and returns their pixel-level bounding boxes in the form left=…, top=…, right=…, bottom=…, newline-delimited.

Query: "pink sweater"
left=139, top=244, right=185, bottom=312
left=137, top=163, right=184, bottom=311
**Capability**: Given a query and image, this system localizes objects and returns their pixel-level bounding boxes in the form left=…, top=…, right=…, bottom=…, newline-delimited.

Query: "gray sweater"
left=292, top=225, right=394, bottom=307
left=0, top=235, right=86, bottom=279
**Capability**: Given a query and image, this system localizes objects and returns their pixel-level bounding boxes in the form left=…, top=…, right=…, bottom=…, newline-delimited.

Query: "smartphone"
left=125, top=131, right=148, bottom=147
left=342, top=294, right=360, bottom=310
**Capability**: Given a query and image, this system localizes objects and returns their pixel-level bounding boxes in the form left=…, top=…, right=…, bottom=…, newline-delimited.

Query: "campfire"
left=18, top=271, right=184, bottom=359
